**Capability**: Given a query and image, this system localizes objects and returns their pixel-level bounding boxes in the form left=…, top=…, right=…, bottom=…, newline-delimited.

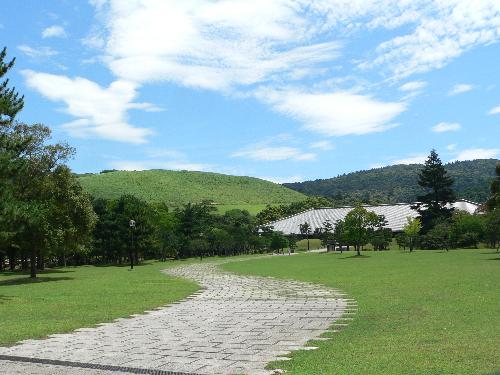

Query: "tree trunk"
left=307, top=237, right=310, bottom=251
left=356, top=245, right=361, bottom=256
left=30, top=249, right=37, bottom=278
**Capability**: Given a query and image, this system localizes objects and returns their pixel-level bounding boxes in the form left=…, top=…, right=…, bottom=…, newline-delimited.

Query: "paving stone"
left=0, top=258, right=351, bottom=375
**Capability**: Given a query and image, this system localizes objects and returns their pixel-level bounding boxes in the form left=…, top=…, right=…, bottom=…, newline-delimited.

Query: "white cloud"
left=453, top=148, right=500, bottom=161
left=399, top=81, right=427, bottom=92
left=110, top=160, right=212, bottom=172
left=374, top=153, right=428, bottom=168
left=17, top=45, right=58, bottom=58
left=364, top=1, right=500, bottom=79
left=257, top=88, right=405, bottom=136
left=448, top=83, right=474, bottom=96
left=432, top=122, right=461, bottom=133
left=92, top=0, right=341, bottom=90
left=259, top=175, right=303, bottom=184
left=22, top=70, right=154, bottom=144
left=488, top=106, right=500, bottom=115
left=446, top=143, right=457, bottom=151
left=232, top=146, right=316, bottom=162
left=309, top=140, right=335, bottom=150
left=393, top=154, right=428, bottom=165
left=42, top=25, right=67, bottom=38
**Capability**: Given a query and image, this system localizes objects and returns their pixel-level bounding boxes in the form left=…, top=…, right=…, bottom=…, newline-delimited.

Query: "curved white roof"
left=269, top=200, right=479, bottom=234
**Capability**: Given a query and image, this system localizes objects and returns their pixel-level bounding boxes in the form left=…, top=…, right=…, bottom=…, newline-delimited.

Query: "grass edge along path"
left=0, top=260, right=199, bottom=346
left=223, top=249, right=500, bottom=375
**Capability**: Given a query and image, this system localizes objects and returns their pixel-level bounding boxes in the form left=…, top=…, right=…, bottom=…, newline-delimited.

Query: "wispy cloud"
left=109, top=160, right=212, bottom=172
left=232, top=146, right=316, bottom=162
left=448, top=84, right=474, bottom=96
left=452, top=148, right=500, bottom=161
left=256, top=88, right=405, bottom=137
left=18, top=44, right=58, bottom=58
left=399, top=81, right=427, bottom=92
left=488, top=105, right=500, bottom=115
left=364, top=1, right=500, bottom=79
left=22, top=70, right=154, bottom=143
left=432, top=122, right=461, bottom=133
left=309, top=140, right=335, bottom=151
left=259, top=175, right=303, bottom=184
left=42, top=25, right=67, bottom=38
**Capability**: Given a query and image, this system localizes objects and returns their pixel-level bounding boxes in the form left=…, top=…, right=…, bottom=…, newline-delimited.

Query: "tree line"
left=296, top=150, right=500, bottom=254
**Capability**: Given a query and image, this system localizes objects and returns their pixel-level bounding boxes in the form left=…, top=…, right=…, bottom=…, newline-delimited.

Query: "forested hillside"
left=284, top=159, right=499, bottom=204
left=79, top=170, right=306, bottom=213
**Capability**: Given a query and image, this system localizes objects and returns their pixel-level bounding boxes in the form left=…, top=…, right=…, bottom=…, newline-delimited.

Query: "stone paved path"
left=0, top=259, right=354, bottom=375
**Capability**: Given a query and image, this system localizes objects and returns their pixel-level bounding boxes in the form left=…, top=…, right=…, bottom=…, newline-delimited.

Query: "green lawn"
left=224, top=249, right=500, bottom=375
left=0, top=261, right=198, bottom=345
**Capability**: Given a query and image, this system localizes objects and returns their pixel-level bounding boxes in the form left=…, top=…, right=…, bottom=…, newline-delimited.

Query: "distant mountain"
left=284, top=159, right=499, bottom=204
left=78, top=169, right=307, bottom=214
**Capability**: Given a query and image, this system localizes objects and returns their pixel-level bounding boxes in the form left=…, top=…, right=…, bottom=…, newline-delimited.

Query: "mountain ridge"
left=283, top=159, right=498, bottom=204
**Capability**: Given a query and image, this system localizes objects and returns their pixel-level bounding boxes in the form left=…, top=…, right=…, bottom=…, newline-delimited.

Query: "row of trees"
left=0, top=48, right=97, bottom=277
left=295, top=151, right=499, bottom=254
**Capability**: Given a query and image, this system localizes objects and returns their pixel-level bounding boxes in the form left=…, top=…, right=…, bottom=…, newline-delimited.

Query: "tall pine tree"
left=414, top=150, right=456, bottom=232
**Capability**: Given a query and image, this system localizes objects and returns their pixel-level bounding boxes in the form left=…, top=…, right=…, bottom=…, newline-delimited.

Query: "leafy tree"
left=333, top=219, right=347, bottom=253
left=414, top=150, right=456, bottom=232
left=449, top=211, right=484, bottom=248
left=395, top=233, right=408, bottom=250
left=321, top=219, right=334, bottom=248
left=420, top=221, right=451, bottom=250
left=299, top=222, right=312, bottom=251
left=9, top=123, right=75, bottom=277
left=403, top=217, right=422, bottom=252
left=175, top=202, right=216, bottom=258
left=343, top=206, right=381, bottom=256
left=270, top=232, right=288, bottom=253
left=370, top=215, right=391, bottom=251
left=483, top=209, right=500, bottom=250
left=485, top=163, right=500, bottom=211
left=48, top=166, right=97, bottom=266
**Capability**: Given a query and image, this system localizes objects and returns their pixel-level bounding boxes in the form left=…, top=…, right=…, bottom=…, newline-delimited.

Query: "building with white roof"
left=269, top=199, right=480, bottom=235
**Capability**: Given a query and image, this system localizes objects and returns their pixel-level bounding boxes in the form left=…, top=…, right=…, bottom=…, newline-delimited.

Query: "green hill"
left=78, top=169, right=307, bottom=214
left=284, top=159, right=499, bottom=204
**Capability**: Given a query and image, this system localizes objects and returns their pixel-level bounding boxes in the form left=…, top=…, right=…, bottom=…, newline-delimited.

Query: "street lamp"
left=129, top=219, right=136, bottom=270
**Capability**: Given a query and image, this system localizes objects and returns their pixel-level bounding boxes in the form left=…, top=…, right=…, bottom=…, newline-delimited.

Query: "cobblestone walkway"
left=0, top=259, right=354, bottom=375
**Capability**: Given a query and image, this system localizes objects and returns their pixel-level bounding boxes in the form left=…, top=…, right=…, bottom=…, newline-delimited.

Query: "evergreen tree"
left=0, top=47, right=24, bottom=124
left=414, top=150, right=456, bottom=232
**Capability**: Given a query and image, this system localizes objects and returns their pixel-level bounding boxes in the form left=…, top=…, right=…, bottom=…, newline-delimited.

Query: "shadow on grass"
left=340, top=254, right=371, bottom=259
left=0, top=295, right=13, bottom=304
left=0, top=268, right=75, bottom=278
left=0, top=276, right=74, bottom=286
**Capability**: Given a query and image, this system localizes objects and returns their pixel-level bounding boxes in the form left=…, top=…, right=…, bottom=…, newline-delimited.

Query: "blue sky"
left=2, top=0, right=499, bottom=183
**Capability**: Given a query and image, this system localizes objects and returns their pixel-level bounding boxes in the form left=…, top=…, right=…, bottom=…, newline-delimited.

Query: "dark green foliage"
left=483, top=209, right=500, bottom=249
left=420, top=221, right=452, bottom=250
left=78, top=169, right=306, bottom=210
left=449, top=211, right=484, bottom=248
left=414, top=150, right=456, bottom=232
left=270, top=232, right=288, bottom=252
left=0, top=47, right=24, bottom=124
left=284, top=159, right=498, bottom=204
left=485, top=162, right=500, bottom=211
left=341, top=206, right=385, bottom=255
left=256, top=196, right=334, bottom=224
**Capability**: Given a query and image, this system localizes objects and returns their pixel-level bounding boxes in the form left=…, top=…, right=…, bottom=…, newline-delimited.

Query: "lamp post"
left=129, top=219, right=136, bottom=270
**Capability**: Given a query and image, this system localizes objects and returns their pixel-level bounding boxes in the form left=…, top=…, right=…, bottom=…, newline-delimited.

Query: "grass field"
left=0, top=261, right=198, bottom=345
left=78, top=170, right=306, bottom=211
left=224, top=249, right=500, bottom=375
